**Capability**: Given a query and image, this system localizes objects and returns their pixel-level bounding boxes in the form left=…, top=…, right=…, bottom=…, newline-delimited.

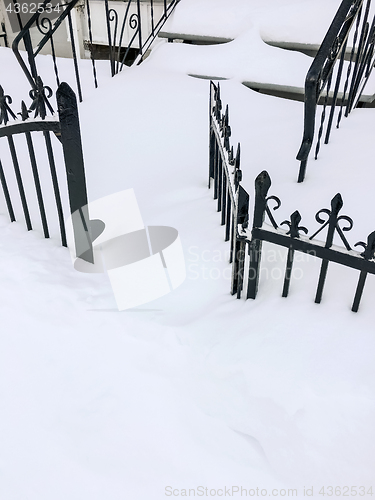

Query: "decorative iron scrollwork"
left=29, top=77, right=54, bottom=118
left=265, top=195, right=281, bottom=229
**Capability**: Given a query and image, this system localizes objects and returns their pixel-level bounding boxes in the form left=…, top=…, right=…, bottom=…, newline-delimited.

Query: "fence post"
left=352, top=231, right=375, bottom=312
left=104, top=0, right=115, bottom=77
left=247, top=171, right=271, bottom=299
left=231, top=185, right=249, bottom=297
left=137, top=0, right=143, bottom=58
left=314, top=193, right=343, bottom=303
left=56, top=82, right=94, bottom=263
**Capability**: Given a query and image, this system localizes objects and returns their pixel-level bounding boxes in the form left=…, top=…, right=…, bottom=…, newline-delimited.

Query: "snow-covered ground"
left=1, top=1, right=375, bottom=498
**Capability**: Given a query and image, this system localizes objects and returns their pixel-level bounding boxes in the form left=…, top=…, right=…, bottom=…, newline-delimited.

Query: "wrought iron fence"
left=209, top=81, right=375, bottom=312
left=209, top=81, right=249, bottom=294
left=297, top=0, right=375, bottom=182
left=0, top=80, right=94, bottom=261
left=9, top=0, right=180, bottom=100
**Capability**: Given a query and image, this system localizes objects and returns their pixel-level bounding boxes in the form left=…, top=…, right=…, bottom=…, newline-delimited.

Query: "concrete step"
left=158, top=31, right=232, bottom=45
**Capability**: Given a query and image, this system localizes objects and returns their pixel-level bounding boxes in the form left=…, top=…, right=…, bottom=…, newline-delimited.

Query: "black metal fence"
left=10, top=0, right=180, bottom=101
left=0, top=80, right=93, bottom=260
left=209, top=81, right=375, bottom=312
left=297, top=0, right=375, bottom=182
left=209, top=81, right=249, bottom=295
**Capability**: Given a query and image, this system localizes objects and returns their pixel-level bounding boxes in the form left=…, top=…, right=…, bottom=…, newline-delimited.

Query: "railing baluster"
left=104, top=0, right=115, bottom=77
left=0, top=157, right=15, bottom=222
left=348, top=15, right=375, bottom=112
left=315, top=73, right=332, bottom=159
left=213, top=141, right=218, bottom=200
left=221, top=173, right=227, bottom=226
left=225, top=193, right=231, bottom=242
left=50, top=34, right=60, bottom=88
left=325, top=39, right=347, bottom=144
left=44, top=131, right=67, bottom=246
left=337, top=4, right=363, bottom=128
left=282, top=248, right=294, bottom=297
left=8, top=135, right=32, bottom=230
left=314, top=194, right=343, bottom=303
left=217, top=155, right=222, bottom=212
left=346, top=0, right=371, bottom=114
left=25, top=131, right=49, bottom=238
left=85, top=0, right=98, bottom=88
left=137, top=0, right=142, bottom=59
left=209, top=129, right=215, bottom=188
left=67, top=11, right=83, bottom=103
left=150, top=0, right=155, bottom=36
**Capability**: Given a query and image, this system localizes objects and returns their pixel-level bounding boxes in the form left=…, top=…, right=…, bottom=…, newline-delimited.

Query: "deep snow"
left=0, top=0, right=375, bottom=498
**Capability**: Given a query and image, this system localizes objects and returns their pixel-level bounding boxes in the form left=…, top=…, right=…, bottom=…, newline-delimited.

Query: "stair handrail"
left=296, top=0, right=375, bottom=182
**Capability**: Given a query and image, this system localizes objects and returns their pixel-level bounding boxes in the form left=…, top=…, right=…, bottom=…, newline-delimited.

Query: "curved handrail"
left=296, top=0, right=367, bottom=182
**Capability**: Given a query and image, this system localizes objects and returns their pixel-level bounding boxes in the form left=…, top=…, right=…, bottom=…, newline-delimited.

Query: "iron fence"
left=297, top=0, right=375, bottom=182
left=9, top=0, right=180, bottom=100
left=0, top=80, right=94, bottom=261
left=209, top=81, right=249, bottom=294
left=209, top=81, right=375, bottom=312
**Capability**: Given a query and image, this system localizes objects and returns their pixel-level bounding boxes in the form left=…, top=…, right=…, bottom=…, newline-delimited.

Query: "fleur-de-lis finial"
left=18, top=101, right=30, bottom=121
left=354, top=231, right=375, bottom=260
left=223, top=105, right=231, bottom=151
left=309, top=193, right=353, bottom=250
left=0, top=85, right=17, bottom=126
left=29, top=76, right=53, bottom=119
left=214, top=82, right=222, bottom=121
left=281, top=211, right=308, bottom=238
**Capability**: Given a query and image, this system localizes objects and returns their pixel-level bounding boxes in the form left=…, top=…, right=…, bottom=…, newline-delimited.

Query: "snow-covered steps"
left=158, top=0, right=256, bottom=44
left=159, top=0, right=339, bottom=54
left=155, top=0, right=375, bottom=103
left=158, top=32, right=231, bottom=45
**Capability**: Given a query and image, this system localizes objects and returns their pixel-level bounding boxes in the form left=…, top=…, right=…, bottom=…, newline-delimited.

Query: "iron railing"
left=11, top=0, right=86, bottom=101
left=209, top=81, right=375, bottom=313
left=0, top=80, right=94, bottom=261
left=297, top=0, right=375, bottom=182
left=10, top=0, right=180, bottom=100
left=105, top=0, right=180, bottom=76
